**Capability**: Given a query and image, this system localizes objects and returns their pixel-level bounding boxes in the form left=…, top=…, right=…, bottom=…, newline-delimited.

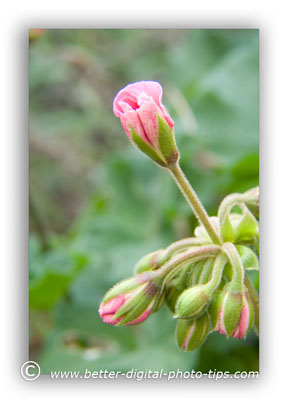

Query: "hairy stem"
left=152, top=245, right=221, bottom=289
left=168, top=162, right=221, bottom=245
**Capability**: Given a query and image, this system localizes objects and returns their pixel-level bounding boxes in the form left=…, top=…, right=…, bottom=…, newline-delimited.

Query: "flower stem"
left=152, top=245, right=221, bottom=288
left=169, top=162, right=221, bottom=245
left=244, top=275, right=259, bottom=335
left=222, top=242, right=245, bottom=290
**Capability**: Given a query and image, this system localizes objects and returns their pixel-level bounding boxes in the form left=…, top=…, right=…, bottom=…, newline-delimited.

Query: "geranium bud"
left=134, top=249, right=166, bottom=274
left=212, top=288, right=254, bottom=338
left=98, top=273, right=162, bottom=326
left=113, top=81, right=179, bottom=167
left=174, top=284, right=211, bottom=319
left=176, top=312, right=211, bottom=351
left=175, top=253, right=227, bottom=319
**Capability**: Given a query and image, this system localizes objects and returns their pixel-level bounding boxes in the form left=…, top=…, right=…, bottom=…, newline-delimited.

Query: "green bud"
left=174, top=284, right=211, bottom=319
left=176, top=312, right=211, bottom=351
left=134, top=249, right=166, bottom=274
left=211, top=285, right=254, bottom=338
left=102, top=276, right=142, bottom=304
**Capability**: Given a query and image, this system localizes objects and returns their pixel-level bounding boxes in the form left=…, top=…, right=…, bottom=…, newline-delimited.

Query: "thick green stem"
left=207, top=253, right=228, bottom=290
left=151, top=245, right=221, bottom=289
left=163, top=237, right=209, bottom=260
left=222, top=242, right=245, bottom=290
left=244, top=275, right=259, bottom=335
left=168, top=162, right=221, bottom=245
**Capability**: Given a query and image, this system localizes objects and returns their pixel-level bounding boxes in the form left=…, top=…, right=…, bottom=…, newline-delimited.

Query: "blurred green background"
left=29, top=29, right=259, bottom=374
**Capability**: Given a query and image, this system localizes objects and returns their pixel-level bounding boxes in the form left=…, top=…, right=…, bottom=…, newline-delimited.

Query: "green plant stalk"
left=163, top=237, right=210, bottom=259
left=169, top=162, right=221, bottom=245
left=206, top=253, right=227, bottom=290
left=222, top=242, right=245, bottom=289
left=151, top=245, right=221, bottom=290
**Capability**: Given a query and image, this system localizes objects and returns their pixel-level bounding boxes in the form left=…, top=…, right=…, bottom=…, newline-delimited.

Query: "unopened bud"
left=113, top=81, right=179, bottom=167
left=99, top=273, right=162, bottom=326
left=174, top=284, right=211, bottom=319
left=134, top=249, right=165, bottom=274
left=176, top=312, right=210, bottom=351
left=212, top=288, right=254, bottom=338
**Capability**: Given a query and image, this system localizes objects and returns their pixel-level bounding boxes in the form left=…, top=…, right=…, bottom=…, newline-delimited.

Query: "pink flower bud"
left=98, top=274, right=162, bottom=326
left=113, top=81, right=178, bottom=166
left=214, top=292, right=254, bottom=339
left=99, top=292, right=153, bottom=326
left=113, top=81, right=174, bottom=143
left=98, top=294, right=126, bottom=325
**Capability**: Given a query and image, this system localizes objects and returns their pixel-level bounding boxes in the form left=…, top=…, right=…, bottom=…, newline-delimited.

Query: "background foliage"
left=29, top=29, right=259, bottom=373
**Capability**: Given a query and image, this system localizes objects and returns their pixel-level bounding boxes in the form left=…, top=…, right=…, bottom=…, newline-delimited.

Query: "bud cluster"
left=99, top=186, right=259, bottom=351
left=98, top=81, right=259, bottom=353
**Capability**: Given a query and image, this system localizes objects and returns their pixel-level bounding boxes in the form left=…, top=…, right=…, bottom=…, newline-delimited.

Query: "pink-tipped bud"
left=98, top=273, right=162, bottom=326
left=213, top=290, right=254, bottom=339
left=113, top=81, right=179, bottom=167
left=176, top=313, right=211, bottom=352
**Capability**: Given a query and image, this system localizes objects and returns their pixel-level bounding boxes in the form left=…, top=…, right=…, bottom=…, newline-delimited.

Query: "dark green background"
left=29, top=29, right=259, bottom=374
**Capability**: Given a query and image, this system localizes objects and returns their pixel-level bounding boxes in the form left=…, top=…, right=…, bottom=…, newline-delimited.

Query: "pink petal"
left=126, top=308, right=152, bottom=325
left=237, top=303, right=250, bottom=339
left=119, top=110, right=147, bottom=141
left=99, top=294, right=125, bottom=316
left=136, top=101, right=161, bottom=148
left=101, top=314, right=122, bottom=325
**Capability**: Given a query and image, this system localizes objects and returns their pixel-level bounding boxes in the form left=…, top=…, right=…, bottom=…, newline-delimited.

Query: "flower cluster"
left=98, top=81, right=259, bottom=352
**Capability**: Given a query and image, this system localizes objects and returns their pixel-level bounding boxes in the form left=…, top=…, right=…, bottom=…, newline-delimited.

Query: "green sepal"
left=117, top=296, right=153, bottom=326
left=157, top=115, right=179, bottom=166
left=236, top=245, right=259, bottom=271
left=112, top=283, right=148, bottom=318
left=102, top=277, right=140, bottom=303
left=234, top=205, right=258, bottom=242
left=176, top=313, right=210, bottom=352
left=219, top=211, right=234, bottom=243
left=130, top=125, right=166, bottom=166
left=152, top=291, right=165, bottom=312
